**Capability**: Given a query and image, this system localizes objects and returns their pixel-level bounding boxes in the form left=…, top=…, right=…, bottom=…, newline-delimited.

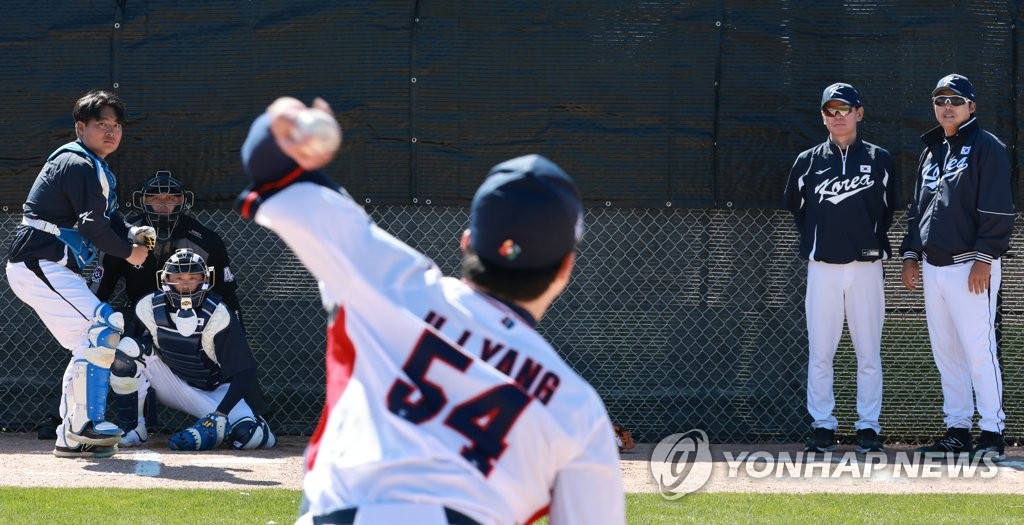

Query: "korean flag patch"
left=860, top=165, right=871, bottom=173
left=961, top=146, right=971, bottom=155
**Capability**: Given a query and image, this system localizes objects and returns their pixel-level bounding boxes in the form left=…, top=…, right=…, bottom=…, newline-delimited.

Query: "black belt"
left=312, top=506, right=479, bottom=525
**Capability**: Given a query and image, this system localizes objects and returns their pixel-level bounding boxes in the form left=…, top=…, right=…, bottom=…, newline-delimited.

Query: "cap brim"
left=821, top=98, right=856, bottom=109
left=931, top=87, right=966, bottom=98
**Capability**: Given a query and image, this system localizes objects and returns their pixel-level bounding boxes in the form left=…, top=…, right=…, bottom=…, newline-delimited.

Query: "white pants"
left=806, top=260, right=884, bottom=433
left=6, top=260, right=97, bottom=353
left=142, top=353, right=256, bottom=424
left=922, top=260, right=1005, bottom=433
left=7, top=260, right=101, bottom=447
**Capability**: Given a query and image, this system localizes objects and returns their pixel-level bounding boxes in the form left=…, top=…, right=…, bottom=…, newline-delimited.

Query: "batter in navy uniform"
left=784, top=82, right=899, bottom=454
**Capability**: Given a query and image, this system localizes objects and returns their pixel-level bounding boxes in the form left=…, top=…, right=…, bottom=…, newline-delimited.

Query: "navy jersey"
left=784, top=137, right=899, bottom=263
left=8, top=141, right=133, bottom=271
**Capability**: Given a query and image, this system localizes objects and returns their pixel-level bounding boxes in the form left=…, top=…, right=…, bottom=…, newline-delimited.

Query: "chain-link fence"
left=2, top=208, right=1023, bottom=445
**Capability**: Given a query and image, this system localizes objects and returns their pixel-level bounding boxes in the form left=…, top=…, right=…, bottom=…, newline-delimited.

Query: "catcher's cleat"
left=53, top=443, right=118, bottom=459
left=119, top=424, right=149, bottom=447
left=67, top=420, right=122, bottom=447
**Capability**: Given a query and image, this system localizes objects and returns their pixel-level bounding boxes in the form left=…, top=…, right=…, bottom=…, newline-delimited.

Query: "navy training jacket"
left=784, top=137, right=899, bottom=264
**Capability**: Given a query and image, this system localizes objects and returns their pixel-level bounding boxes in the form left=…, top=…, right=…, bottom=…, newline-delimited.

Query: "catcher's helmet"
left=158, top=248, right=214, bottom=312
left=133, top=170, right=195, bottom=241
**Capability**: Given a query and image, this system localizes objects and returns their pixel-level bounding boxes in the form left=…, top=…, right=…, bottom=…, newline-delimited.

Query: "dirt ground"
left=2, top=432, right=1022, bottom=494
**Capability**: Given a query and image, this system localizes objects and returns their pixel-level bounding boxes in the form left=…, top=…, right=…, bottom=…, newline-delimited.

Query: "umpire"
left=784, top=82, right=899, bottom=454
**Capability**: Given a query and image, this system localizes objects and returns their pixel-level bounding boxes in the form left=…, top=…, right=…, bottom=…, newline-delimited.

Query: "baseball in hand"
left=291, top=108, right=342, bottom=158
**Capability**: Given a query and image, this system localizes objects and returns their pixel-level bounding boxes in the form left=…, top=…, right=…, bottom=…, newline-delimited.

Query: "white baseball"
left=291, top=108, right=342, bottom=157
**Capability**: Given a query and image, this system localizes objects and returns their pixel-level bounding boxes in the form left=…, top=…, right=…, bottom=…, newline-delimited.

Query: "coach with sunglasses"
left=784, top=82, right=899, bottom=455
left=901, top=74, right=1014, bottom=461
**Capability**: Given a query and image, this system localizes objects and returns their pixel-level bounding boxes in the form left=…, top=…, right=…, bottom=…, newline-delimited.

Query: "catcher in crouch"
left=110, top=248, right=276, bottom=450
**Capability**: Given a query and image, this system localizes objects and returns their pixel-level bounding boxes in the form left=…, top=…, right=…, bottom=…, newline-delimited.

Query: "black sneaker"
left=855, top=428, right=884, bottom=453
left=915, top=428, right=973, bottom=456
left=973, top=430, right=1006, bottom=462
left=66, top=420, right=122, bottom=447
left=53, top=443, right=118, bottom=459
left=805, top=427, right=836, bottom=453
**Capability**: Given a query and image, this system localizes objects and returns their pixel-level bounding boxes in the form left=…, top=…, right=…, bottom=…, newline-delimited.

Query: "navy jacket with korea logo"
left=784, top=137, right=900, bottom=264
left=900, top=117, right=1014, bottom=266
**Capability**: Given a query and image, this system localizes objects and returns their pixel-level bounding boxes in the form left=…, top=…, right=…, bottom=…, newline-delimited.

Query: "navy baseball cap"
left=241, top=112, right=300, bottom=187
left=470, top=154, right=584, bottom=270
left=820, top=83, right=862, bottom=109
left=931, top=73, right=976, bottom=100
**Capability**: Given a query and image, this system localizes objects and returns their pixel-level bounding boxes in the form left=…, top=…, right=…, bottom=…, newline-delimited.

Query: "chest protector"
left=151, top=293, right=223, bottom=390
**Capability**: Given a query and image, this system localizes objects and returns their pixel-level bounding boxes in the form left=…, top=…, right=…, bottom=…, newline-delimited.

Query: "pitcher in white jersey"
left=235, top=97, right=625, bottom=525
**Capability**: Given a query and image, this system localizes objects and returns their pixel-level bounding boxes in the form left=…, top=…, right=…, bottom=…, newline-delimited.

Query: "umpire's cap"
left=470, top=155, right=584, bottom=270
left=821, top=83, right=862, bottom=109
left=932, top=73, right=976, bottom=100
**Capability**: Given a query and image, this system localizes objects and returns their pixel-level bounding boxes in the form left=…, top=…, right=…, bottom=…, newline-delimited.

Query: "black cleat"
left=53, top=443, right=118, bottom=459
left=916, top=428, right=973, bottom=457
left=66, top=420, right=122, bottom=447
left=805, top=427, right=836, bottom=453
left=972, top=431, right=1006, bottom=462
left=855, top=428, right=884, bottom=453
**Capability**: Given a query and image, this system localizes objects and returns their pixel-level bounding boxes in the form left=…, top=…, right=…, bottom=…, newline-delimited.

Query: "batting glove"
left=129, top=225, right=157, bottom=249
left=169, top=413, right=230, bottom=451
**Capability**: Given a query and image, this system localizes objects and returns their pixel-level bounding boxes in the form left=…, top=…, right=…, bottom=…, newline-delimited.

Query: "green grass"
left=0, top=488, right=301, bottom=524
left=1, top=489, right=1022, bottom=524
left=621, top=493, right=1024, bottom=525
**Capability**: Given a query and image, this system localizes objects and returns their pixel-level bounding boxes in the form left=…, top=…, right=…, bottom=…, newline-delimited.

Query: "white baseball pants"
left=922, top=259, right=1005, bottom=433
left=142, top=352, right=256, bottom=424
left=7, top=260, right=101, bottom=447
left=806, top=260, right=884, bottom=433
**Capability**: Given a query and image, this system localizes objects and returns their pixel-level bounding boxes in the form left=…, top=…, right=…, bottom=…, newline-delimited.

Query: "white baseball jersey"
left=254, top=182, right=624, bottom=525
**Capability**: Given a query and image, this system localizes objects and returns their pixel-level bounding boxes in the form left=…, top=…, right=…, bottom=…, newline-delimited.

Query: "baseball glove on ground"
left=169, top=413, right=230, bottom=451
left=614, top=424, right=636, bottom=453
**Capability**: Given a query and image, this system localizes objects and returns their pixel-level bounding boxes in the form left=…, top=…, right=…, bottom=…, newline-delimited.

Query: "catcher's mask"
left=133, top=170, right=195, bottom=241
left=158, top=248, right=214, bottom=314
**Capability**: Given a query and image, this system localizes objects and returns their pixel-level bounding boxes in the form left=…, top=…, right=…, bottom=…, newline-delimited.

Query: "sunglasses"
left=822, top=105, right=853, bottom=118
left=933, top=95, right=970, bottom=107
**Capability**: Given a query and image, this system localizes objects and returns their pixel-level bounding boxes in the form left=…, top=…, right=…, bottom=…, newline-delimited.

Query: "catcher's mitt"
left=614, top=424, right=636, bottom=453
left=169, top=412, right=230, bottom=451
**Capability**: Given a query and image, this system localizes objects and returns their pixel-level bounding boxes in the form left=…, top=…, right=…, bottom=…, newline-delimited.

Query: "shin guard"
left=67, top=359, right=121, bottom=446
